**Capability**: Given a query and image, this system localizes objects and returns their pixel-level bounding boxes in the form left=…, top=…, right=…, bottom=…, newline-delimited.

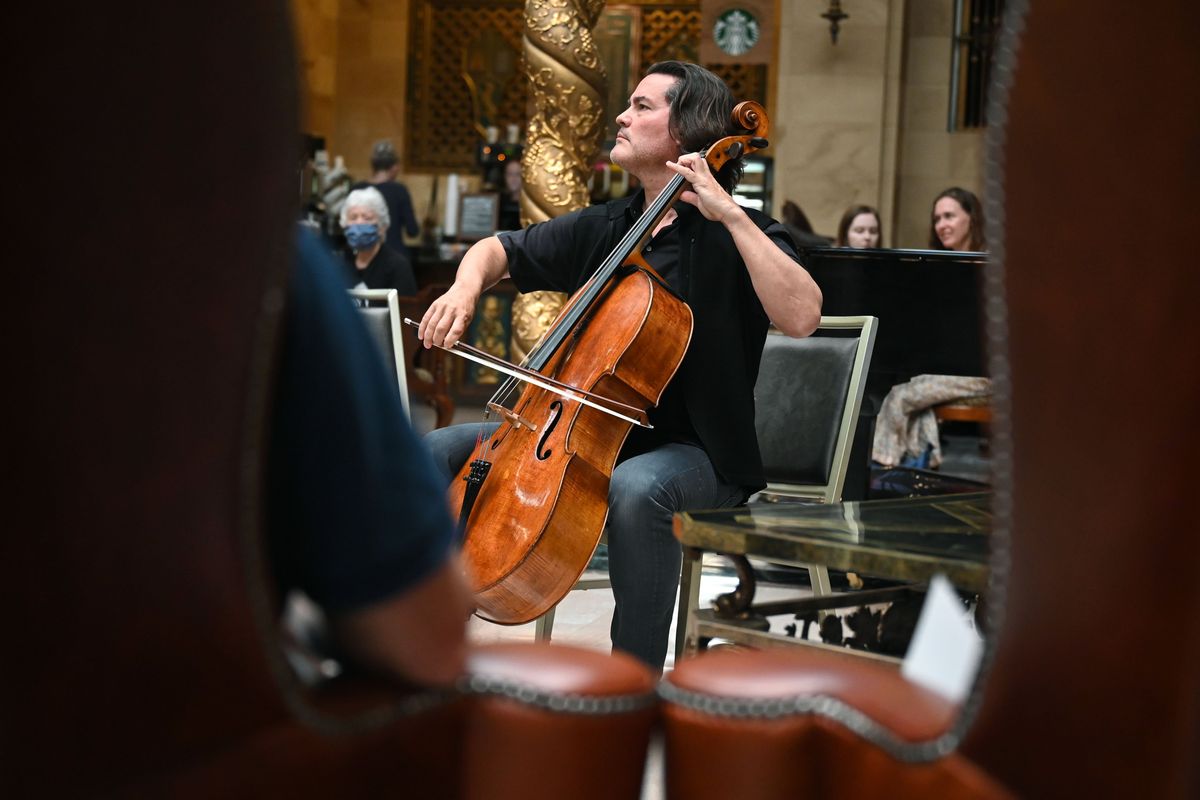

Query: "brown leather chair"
left=659, top=3, right=1200, bottom=797
left=2, top=4, right=655, bottom=797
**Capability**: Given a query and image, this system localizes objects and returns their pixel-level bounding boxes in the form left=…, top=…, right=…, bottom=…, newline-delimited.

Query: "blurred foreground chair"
left=3, top=5, right=656, bottom=797
left=674, top=316, right=877, bottom=658
left=657, top=4, right=1200, bottom=797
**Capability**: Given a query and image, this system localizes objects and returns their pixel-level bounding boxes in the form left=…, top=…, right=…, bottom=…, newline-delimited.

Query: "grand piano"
left=798, top=245, right=988, bottom=387
left=795, top=246, right=989, bottom=498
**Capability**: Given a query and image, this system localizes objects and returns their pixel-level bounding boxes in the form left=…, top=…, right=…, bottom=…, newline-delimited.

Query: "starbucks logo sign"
left=713, top=8, right=761, bottom=57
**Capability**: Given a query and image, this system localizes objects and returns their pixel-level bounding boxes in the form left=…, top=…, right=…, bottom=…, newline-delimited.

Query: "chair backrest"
left=349, top=288, right=411, bottom=420
left=754, top=315, right=877, bottom=503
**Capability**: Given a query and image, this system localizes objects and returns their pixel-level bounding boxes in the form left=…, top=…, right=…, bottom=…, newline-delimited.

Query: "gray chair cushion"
left=754, top=334, right=858, bottom=485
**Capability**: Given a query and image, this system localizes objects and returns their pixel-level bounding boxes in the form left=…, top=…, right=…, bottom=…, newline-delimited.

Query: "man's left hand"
left=667, top=153, right=742, bottom=225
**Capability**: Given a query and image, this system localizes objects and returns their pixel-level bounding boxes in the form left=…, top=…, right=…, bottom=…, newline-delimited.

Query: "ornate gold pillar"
left=510, top=0, right=608, bottom=364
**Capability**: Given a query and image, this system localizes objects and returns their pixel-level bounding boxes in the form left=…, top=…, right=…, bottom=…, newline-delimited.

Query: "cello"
left=437, top=101, right=771, bottom=625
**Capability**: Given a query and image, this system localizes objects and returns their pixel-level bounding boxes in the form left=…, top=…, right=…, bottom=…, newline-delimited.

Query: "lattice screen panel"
left=710, top=64, right=767, bottom=107
left=407, top=1, right=527, bottom=171
left=405, top=1, right=766, bottom=171
left=638, top=10, right=766, bottom=106
left=640, top=9, right=700, bottom=65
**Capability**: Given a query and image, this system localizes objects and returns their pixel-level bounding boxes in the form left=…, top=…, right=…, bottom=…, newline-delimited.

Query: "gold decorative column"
left=510, top=0, right=608, bottom=364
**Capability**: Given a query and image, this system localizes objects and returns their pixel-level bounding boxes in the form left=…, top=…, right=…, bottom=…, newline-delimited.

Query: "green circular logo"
left=714, top=8, right=761, bottom=57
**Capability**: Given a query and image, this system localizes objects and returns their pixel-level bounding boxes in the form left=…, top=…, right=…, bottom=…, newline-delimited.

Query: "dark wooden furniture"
left=396, top=285, right=456, bottom=428
left=933, top=401, right=993, bottom=425
left=412, top=253, right=461, bottom=289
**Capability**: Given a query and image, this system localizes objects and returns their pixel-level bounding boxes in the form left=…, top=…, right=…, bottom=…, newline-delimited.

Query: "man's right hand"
left=418, top=236, right=510, bottom=349
left=418, top=284, right=480, bottom=350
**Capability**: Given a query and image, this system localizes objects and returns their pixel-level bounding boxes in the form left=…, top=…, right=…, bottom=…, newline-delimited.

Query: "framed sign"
left=457, top=192, right=500, bottom=241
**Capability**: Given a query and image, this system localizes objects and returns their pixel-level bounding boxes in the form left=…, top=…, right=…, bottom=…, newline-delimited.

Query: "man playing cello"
left=419, top=61, right=821, bottom=672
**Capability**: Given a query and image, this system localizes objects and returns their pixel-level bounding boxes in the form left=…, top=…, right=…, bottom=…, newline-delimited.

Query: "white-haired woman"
left=339, top=186, right=417, bottom=295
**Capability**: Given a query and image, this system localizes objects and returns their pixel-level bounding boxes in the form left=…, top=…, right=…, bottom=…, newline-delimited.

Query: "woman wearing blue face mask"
left=338, top=187, right=418, bottom=295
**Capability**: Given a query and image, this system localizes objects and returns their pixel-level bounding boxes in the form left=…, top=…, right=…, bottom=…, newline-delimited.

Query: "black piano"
left=798, top=245, right=988, bottom=387
left=795, top=246, right=989, bottom=498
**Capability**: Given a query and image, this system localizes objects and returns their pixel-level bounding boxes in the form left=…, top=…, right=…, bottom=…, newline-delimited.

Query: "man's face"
left=611, top=73, right=681, bottom=178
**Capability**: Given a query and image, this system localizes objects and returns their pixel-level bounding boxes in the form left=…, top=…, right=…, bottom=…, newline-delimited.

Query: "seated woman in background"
left=928, top=186, right=987, bottom=251
left=835, top=205, right=882, bottom=248
left=340, top=186, right=418, bottom=295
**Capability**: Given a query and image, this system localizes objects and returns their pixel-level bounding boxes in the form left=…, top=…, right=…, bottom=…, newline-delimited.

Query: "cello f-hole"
left=489, top=423, right=512, bottom=450
left=536, top=401, right=564, bottom=460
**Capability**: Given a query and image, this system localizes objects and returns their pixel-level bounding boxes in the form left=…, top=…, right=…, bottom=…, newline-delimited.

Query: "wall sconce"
left=821, top=0, right=849, bottom=44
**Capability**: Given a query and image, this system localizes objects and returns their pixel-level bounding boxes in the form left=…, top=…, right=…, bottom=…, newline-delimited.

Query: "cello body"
left=453, top=266, right=692, bottom=624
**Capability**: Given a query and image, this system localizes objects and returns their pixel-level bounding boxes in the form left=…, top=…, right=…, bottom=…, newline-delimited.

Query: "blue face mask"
left=345, top=222, right=381, bottom=251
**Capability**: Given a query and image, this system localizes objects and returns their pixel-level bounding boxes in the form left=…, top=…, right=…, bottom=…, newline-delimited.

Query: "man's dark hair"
left=646, top=61, right=745, bottom=192
left=370, top=140, right=399, bottom=172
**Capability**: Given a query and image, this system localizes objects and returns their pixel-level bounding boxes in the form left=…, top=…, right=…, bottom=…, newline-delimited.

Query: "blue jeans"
left=423, top=423, right=746, bottom=672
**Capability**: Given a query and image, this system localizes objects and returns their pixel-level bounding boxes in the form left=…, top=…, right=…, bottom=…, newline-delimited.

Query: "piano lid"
left=797, top=246, right=988, bottom=384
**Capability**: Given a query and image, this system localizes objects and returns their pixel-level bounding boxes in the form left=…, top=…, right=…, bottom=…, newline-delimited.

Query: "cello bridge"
left=487, top=402, right=538, bottom=432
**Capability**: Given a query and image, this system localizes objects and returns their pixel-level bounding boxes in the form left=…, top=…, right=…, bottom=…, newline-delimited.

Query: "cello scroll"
left=701, top=100, right=770, bottom=174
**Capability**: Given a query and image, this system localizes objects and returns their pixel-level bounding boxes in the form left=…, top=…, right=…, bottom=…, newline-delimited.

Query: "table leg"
left=675, top=547, right=703, bottom=661
left=713, top=554, right=770, bottom=631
